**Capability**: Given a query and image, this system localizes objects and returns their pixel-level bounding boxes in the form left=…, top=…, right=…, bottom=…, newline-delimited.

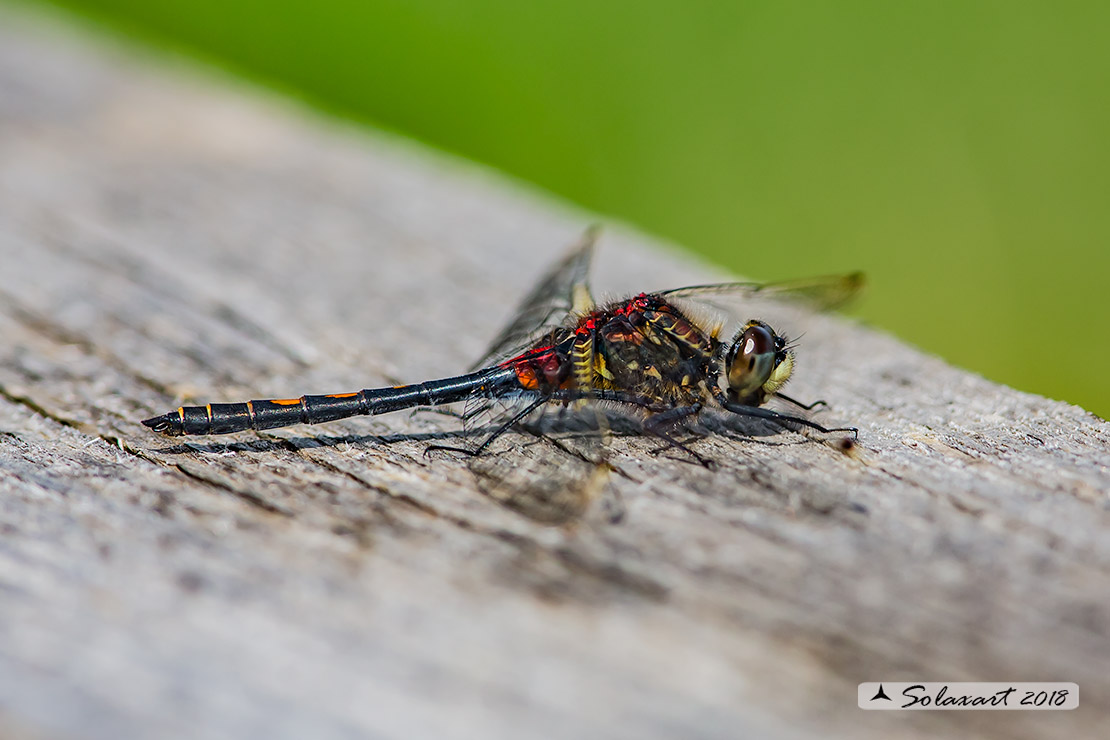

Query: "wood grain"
left=1, top=6, right=1108, bottom=739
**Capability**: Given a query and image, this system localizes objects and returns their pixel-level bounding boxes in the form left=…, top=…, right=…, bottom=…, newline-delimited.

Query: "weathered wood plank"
left=1, top=6, right=1108, bottom=739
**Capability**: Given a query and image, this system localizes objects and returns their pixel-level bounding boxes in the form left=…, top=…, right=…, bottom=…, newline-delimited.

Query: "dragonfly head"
left=724, top=320, right=794, bottom=406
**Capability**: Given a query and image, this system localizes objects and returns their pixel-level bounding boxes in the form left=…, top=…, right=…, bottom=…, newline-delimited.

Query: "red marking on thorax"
left=613, top=294, right=651, bottom=317
left=500, top=345, right=562, bottom=390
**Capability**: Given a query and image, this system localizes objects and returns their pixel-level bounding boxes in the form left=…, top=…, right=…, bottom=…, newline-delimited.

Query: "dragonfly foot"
left=423, top=443, right=478, bottom=459
left=775, top=393, right=828, bottom=411
left=647, top=438, right=715, bottom=469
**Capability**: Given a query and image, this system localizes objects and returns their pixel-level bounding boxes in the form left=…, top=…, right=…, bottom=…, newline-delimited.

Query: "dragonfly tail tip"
left=142, top=413, right=179, bottom=435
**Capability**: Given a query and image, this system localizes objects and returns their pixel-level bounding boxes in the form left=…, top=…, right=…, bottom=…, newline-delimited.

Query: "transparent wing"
left=459, top=327, right=612, bottom=526
left=660, top=272, right=865, bottom=340
left=466, top=404, right=611, bottom=526
left=468, top=226, right=599, bottom=370
left=660, top=272, right=865, bottom=311
left=457, top=232, right=612, bottom=524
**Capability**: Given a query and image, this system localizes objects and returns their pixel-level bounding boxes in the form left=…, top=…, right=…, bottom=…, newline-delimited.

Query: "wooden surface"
left=2, top=6, right=1109, bottom=739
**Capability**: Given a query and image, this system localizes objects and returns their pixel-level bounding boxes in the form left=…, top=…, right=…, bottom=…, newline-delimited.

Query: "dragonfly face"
left=723, top=320, right=795, bottom=406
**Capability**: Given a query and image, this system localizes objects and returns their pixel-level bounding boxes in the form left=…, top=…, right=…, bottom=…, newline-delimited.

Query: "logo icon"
left=870, top=684, right=892, bottom=701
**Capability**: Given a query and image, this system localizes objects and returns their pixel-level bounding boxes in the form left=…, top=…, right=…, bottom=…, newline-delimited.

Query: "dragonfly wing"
left=461, top=310, right=612, bottom=526
left=468, top=226, right=599, bottom=370
left=661, top=272, right=865, bottom=312
left=660, top=272, right=865, bottom=339
left=467, top=411, right=610, bottom=526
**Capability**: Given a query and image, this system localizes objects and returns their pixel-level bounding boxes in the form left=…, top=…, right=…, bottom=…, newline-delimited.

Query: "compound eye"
left=726, top=322, right=786, bottom=405
left=739, top=325, right=774, bottom=360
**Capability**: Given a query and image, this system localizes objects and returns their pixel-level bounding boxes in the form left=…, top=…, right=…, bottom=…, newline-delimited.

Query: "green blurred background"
left=25, top=0, right=1110, bottom=416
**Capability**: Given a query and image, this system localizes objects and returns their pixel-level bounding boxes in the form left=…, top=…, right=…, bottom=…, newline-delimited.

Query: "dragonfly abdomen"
left=142, top=367, right=519, bottom=436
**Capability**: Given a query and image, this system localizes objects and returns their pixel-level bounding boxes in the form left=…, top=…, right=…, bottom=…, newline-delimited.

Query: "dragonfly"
left=143, top=229, right=860, bottom=517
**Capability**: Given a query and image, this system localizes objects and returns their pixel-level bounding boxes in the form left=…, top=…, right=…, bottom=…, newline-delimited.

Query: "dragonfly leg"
left=645, top=427, right=713, bottom=469
left=720, top=400, right=858, bottom=439
left=424, top=397, right=547, bottom=458
left=643, top=404, right=714, bottom=468
left=644, top=403, right=703, bottom=429
left=548, top=389, right=712, bottom=464
left=775, top=392, right=828, bottom=411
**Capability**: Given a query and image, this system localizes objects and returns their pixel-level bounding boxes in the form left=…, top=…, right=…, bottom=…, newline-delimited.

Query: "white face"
left=725, top=321, right=794, bottom=406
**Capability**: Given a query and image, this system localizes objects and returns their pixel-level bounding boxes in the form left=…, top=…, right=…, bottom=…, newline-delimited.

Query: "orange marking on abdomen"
left=271, top=398, right=302, bottom=406
left=326, top=392, right=358, bottom=398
